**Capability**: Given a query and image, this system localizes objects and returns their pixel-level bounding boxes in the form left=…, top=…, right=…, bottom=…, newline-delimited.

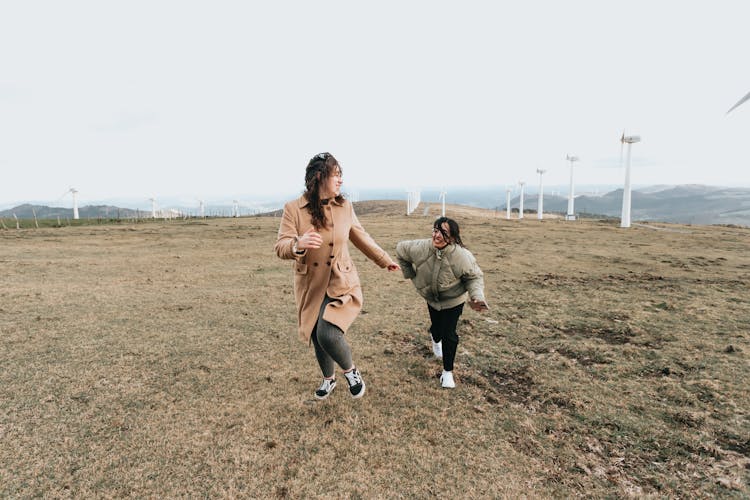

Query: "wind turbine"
left=149, top=197, right=157, bottom=218
left=727, top=91, right=750, bottom=114
left=535, top=169, right=547, bottom=220
left=232, top=200, right=239, bottom=218
left=198, top=199, right=205, bottom=218
left=564, top=155, right=579, bottom=221
left=505, top=188, right=512, bottom=220
left=68, top=188, right=79, bottom=220
left=438, top=188, right=447, bottom=217
left=518, top=181, right=525, bottom=220
left=620, top=133, right=641, bottom=228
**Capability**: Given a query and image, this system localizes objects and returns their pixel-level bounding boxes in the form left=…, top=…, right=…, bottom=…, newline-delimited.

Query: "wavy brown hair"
left=304, top=152, right=345, bottom=229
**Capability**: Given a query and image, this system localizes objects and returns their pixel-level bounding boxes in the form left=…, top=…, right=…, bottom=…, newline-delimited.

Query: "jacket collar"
left=297, top=194, right=343, bottom=208
left=434, top=242, right=456, bottom=258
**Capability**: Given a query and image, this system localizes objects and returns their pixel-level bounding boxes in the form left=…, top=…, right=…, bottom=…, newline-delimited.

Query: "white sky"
left=1, top=1, right=749, bottom=207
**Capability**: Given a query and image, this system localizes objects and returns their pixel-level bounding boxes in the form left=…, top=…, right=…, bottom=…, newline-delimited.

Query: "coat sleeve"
left=395, top=240, right=417, bottom=279
left=274, top=202, right=305, bottom=260
left=459, top=250, right=486, bottom=302
left=348, top=203, right=394, bottom=268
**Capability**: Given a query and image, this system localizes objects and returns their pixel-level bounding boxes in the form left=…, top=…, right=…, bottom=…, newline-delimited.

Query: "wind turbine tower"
left=233, top=200, right=239, bottom=218
left=439, top=188, right=447, bottom=217
left=505, top=188, right=512, bottom=220
left=69, top=188, right=80, bottom=220
left=536, top=169, right=546, bottom=220
left=198, top=200, right=205, bottom=218
left=406, top=190, right=421, bottom=215
left=620, top=134, right=641, bottom=228
left=149, top=198, right=157, bottom=218
left=565, top=155, right=579, bottom=221
left=518, top=181, right=525, bottom=220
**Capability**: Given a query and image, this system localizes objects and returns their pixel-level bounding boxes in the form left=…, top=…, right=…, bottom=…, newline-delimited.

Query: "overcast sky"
left=1, top=1, right=749, bottom=208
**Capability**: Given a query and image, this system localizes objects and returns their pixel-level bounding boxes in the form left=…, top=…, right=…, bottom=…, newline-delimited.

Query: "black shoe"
left=343, top=367, right=366, bottom=399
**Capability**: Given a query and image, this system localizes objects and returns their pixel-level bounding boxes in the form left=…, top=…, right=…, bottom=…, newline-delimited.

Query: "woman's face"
left=320, top=166, right=343, bottom=199
left=432, top=222, right=452, bottom=248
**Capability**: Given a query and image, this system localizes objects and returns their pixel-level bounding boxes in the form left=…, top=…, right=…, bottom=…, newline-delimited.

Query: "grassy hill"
left=1, top=201, right=748, bottom=497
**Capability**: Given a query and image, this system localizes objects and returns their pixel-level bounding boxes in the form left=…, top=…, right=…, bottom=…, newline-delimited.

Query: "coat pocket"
left=330, top=260, right=360, bottom=295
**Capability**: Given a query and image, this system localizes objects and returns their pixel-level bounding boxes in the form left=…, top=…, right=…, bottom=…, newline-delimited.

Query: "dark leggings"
left=311, top=296, right=353, bottom=378
left=428, top=303, right=464, bottom=371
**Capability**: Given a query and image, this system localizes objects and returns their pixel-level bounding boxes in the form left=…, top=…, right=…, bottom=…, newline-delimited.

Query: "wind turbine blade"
left=727, top=91, right=750, bottom=114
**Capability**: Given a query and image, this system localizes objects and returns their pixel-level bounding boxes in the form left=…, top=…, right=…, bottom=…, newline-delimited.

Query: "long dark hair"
left=304, top=152, right=345, bottom=229
left=433, top=217, right=465, bottom=247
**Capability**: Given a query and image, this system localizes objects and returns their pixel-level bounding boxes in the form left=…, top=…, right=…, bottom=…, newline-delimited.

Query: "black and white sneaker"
left=314, top=378, right=336, bottom=400
left=343, top=367, right=366, bottom=399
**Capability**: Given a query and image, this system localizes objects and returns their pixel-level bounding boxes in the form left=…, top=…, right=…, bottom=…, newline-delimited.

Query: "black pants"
left=428, top=303, right=464, bottom=371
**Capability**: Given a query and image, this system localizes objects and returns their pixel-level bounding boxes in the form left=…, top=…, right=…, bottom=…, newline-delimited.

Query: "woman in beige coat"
left=275, top=152, right=400, bottom=400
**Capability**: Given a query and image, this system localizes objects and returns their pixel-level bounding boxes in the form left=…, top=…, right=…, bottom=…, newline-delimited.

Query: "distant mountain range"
left=528, top=185, right=750, bottom=226
left=2, top=185, right=749, bottom=227
left=0, top=204, right=145, bottom=220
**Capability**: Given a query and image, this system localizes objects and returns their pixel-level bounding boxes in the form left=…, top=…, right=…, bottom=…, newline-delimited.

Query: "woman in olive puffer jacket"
left=396, top=217, right=488, bottom=388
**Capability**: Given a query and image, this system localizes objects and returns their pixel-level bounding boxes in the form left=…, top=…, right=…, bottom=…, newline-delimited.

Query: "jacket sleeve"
left=395, top=240, right=417, bottom=279
left=460, top=250, right=486, bottom=302
left=274, top=202, right=306, bottom=260
left=348, top=203, right=394, bottom=268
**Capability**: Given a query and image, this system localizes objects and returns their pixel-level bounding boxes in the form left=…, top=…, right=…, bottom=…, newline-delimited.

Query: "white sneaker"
left=440, top=370, right=455, bottom=389
left=431, top=338, right=443, bottom=359
left=314, top=378, right=336, bottom=400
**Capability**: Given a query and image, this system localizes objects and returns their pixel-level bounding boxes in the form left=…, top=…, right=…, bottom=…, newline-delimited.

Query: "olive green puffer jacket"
left=395, top=239, right=485, bottom=310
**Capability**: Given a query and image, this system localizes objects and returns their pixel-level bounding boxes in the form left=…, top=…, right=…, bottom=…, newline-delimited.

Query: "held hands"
left=469, top=298, right=489, bottom=312
left=297, top=227, right=323, bottom=250
left=386, top=263, right=401, bottom=272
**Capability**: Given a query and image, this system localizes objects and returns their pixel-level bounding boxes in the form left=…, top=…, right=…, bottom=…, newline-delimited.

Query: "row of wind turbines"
left=503, top=133, right=640, bottom=227
left=64, top=189, right=182, bottom=220
left=62, top=189, right=259, bottom=220
left=412, top=90, right=749, bottom=224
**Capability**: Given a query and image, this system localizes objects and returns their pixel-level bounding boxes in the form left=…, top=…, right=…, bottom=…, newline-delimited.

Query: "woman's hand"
left=469, top=299, right=489, bottom=312
left=297, top=227, right=323, bottom=250
left=387, top=263, right=401, bottom=272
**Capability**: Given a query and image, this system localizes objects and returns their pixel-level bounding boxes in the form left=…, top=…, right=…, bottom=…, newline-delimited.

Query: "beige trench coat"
left=274, top=195, right=395, bottom=343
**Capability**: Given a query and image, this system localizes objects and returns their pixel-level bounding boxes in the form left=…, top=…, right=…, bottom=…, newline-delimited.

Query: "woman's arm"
left=395, top=240, right=417, bottom=279
left=348, top=204, right=395, bottom=268
left=460, top=251, right=486, bottom=305
left=274, top=204, right=302, bottom=260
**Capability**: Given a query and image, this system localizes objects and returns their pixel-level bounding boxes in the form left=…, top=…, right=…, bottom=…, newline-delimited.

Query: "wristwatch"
left=292, top=238, right=304, bottom=255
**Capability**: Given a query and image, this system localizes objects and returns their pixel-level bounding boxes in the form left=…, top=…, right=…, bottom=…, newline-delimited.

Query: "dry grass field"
left=1, top=201, right=749, bottom=498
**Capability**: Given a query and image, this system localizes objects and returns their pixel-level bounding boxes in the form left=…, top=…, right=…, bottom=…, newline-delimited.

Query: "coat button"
left=313, top=262, right=319, bottom=267
left=329, top=243, right=333, bottom=247
left=330, top=255, right=334, bottom=258
left=327, top=262, right=331, bottom=266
